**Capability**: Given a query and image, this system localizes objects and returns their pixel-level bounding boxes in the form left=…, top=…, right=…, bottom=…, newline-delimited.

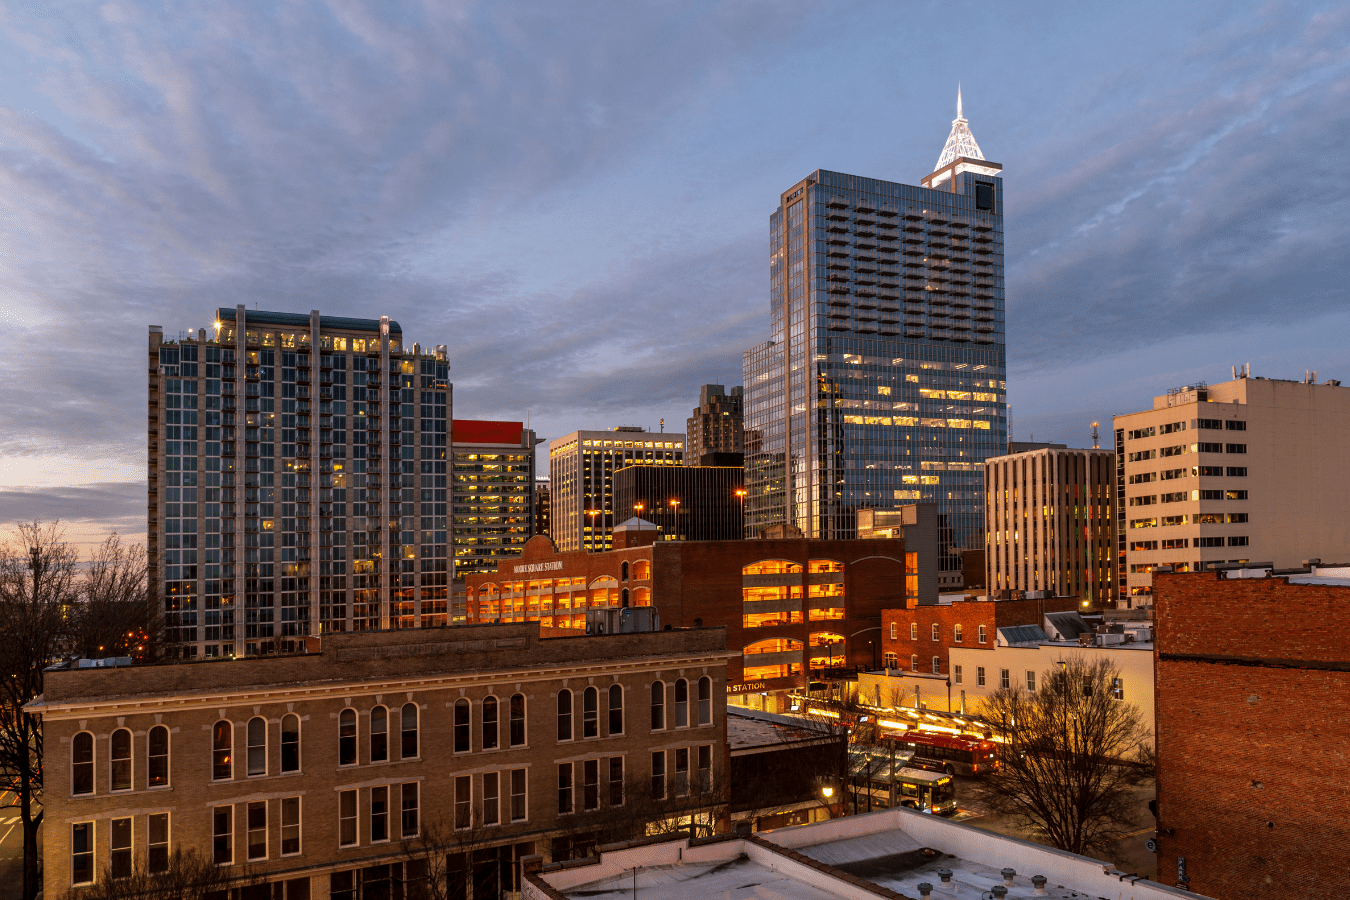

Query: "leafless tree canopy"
left=65, top=847, right=248, bottom=900
left=68, top=533, right=155, bottom=659
left=977, top=656, right=1149, bottom=855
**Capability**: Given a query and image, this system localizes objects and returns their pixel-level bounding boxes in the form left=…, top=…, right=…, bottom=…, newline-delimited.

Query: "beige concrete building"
left=31, top=623, right=731, bottom=898
left=1113, top=373, right=1350, bottom=606
left=984, top=447, right=1115, bottom=603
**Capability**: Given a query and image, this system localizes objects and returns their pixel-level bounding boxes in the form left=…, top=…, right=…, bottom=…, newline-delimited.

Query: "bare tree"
left=0, top=521, right=78, bottom=900
left=401, top=813, right=511, bottom=900
left=67, top=533, right=157, bottom=661
left=65, top=846, right=252, bottom=900
left=977, top=656, right=1149, bottom=855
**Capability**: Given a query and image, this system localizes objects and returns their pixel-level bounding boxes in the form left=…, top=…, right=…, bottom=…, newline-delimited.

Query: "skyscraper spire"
left=935, top=84, right=984, bottom=171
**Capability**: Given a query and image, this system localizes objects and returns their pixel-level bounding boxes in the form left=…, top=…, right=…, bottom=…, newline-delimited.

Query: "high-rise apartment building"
left=1114, top=372, right=1350, bottom=606
left=534, top=477, right=551, bottom=539
left=984, top=446, right=1115, bottom=603
left=743, top=91, right=1006, bottom=580
left=148, top=308, right=451, bottom=659
left=548, top=428, right=685, bottom=552
left=686, top=384, right=744, bottom=462
left=451, top=419, right=539, bottom=578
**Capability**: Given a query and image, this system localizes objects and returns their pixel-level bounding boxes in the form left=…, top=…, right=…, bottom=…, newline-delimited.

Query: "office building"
left=451, top=419, right=539, bottom=578
left=31, top=623, right=731, bottom=898
left=855, top=504, right=939, bottom=603
left=464, top=534, right=914, bottom=711
left=742, top=90, right=1007, bottom=585
left=1113, top=372, right=1350, bottom=606
left=985, top=446, right=1115, bottom=603
left=148, top=308, right=451, bottom=660
left=612, top=461, right=745, bottom=542
left=1154, top=565, right=1350, bottom=897
left=548, top=428, right=684, bottom=552
left=686, top=384, right=744, bottom=462
left=534, top=477, right=550, bottom=540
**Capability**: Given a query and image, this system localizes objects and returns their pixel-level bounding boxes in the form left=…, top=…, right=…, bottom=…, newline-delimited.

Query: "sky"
left=1, top=0, right=1348, bottom=553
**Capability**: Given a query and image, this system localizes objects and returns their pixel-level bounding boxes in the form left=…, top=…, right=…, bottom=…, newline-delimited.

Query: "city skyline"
left=2, top=1, right=1349, bottom=552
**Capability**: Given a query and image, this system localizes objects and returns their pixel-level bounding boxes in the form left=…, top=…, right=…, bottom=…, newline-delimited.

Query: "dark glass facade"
left=743, top=167, right=1007, bottom=576
left=612, top=463, right=745, bottom=542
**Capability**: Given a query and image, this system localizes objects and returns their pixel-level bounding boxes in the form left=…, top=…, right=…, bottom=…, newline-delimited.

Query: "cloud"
left=0, top=482, right=144, bottom=531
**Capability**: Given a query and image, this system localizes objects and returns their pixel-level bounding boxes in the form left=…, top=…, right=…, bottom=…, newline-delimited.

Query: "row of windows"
left=891, top=621, right=987, bottom=643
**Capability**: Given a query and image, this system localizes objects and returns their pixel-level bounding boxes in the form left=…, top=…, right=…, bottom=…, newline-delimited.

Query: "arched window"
left=148, top=725, right=170, bottom=787
left=621, top=588, right=629, bottom=607
left=557, top=690, right=573, bottom=741
left=509, top=694, right=526, bottom=746
left=281, top=715, right=300, bottom=773
left=583, top=687, right=598, bottom=738
left=674, top=679, right=689, bottom=728
left=247, top=716, right=267, bottom=776
left=632, top=587, right=652, bottom=607
left=483, top=696, right=499, bottom=750
left=72, top=732, right=94, bottom=795
left=632, top=560, right=651, bottom=580
left=741, top=559, right=803, bottom=575
left=608, top=684, right=624, bottom=735
left=931, top=623, right=940, bottom=642
left=213, top=720, right=233, bottom=781
left=370, top=706, right=388, bottom=763
left=454, top=700, right=471, bottom=753
left=697, top=677, right=712, bottom=726
left=110, top=728, right=132, bottom=791
left=621, top=561, right=629, bottom=582
left=650, top=681, right=666, bottom=730
left=338, top=709, right=357, bottom=766
left=954, top=624, right=964, bottom=643
left=401, top=703, right=418, bottom=759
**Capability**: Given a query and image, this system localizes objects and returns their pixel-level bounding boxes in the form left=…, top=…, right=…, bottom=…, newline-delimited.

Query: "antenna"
left=1091, top=421, right=1100, bottom=450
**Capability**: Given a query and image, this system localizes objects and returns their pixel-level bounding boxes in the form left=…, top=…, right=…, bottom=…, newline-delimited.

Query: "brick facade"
left=31, top=624, right=731, bottom=898
left=1154, top=571, right=1350, bottom=897
left=880, top=596, right=1080, bottom=676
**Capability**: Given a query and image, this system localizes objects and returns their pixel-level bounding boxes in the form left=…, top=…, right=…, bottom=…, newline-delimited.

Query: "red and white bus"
left=891, top=730, right=999, bottom=776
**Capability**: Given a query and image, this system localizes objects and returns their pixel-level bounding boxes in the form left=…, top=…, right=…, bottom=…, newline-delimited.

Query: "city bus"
left=890, top=730, right=999, bottom=777
left=848, top=748, right=958, bottom=815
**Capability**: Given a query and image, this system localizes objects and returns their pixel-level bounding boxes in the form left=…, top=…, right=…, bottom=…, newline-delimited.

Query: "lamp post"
left=586, top=508, right=600, bottom=550
left=669, top=498, right=680, bottom=540
left=734, top=487, right=747, bottom=539
left=634, top=502, right=644, bottom=517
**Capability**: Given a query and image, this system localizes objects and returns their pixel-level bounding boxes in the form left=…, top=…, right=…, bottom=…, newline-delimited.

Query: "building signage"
left=513, top=560, right=564, bottom=574
left=729, top=681, right=769, bottom=693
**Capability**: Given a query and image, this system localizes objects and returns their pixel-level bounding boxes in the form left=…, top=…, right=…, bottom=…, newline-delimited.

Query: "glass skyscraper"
left=743, top=95, right=1007, bottom=580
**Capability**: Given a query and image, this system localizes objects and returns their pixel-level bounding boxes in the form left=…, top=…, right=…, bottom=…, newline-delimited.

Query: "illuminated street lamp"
left=669, top=498, right=680, bottom=541
left=585, top=508, right=600, bottom=551
left=734, top=488, right=747, bottom=538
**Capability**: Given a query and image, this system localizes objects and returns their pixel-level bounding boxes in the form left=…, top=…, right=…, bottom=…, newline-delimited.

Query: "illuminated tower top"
left=934, top=84, right=986, bottom=170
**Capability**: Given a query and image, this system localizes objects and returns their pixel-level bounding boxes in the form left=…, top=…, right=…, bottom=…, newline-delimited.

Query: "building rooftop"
left=215, top=308, right=402, bottom=334
left=727, top=708, right=841, bottom=753
left=529, top=806, right=1204, bottom=900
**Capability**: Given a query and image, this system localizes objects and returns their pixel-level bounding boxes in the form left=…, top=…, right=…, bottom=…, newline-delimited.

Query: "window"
left=557, top=690, right=573, bottom=741
left=1113, top=678, right=1125, bottom=700
left=511, top=769, right=528, bottom=821
left=339, top=790, right=358, bottom=846
left=954, top=624, right=963, bottom=643
left=247, top=716, right=267, bottom=776
left=1161, top=492, right=1187, bottom=503
left=1227, top=467, right=1248, bottom=476
left=932, top=656, right=940, bottom=674
left=110, top=728, right=132, bottom=791
left=72, top=732, right=94, bottom=795
left=339, top=709, right=357, bottom=766
left=1196, top=442, right=1222, bottom=453
left=1160, top=421, right=1187, bottom=434
left=1198, top=466, right=1223, bottom=476
left=999, top=669, right=1010, bottom=689
left=1163, top=538, right=1188, bottom=550
left=883, top=651, right=898, bottom=668
left=1127, top=426, right=1155, bottom=439
left=930, top=623, right=939, bottom=641
left=650, top=681, right=665, bottom=730
left=697, top=676, right=712, bottom=726
left=148, top=813, right=170, bottom=873
left=1228, top=513, right=1249, bottom=524
left=651, top=751, right=666, bottom=799
left=72, top=822, right=94, bottom=885
left=483, top=772, right=500, bottom=825
left=978, top=624, right=987, bottom=644
left=1197, top=536, right=1225, bottom=548
left=483, top=696, right=499, bottom=750
left=247, top=801, right=267, bottom=859
left=510, top=693, right=526, bottom=746
left=910, top=654, right=918, bottom=671
left=401, top=783, right=419, bottom=838
left=583, top=687, right=599, bottom=738
left=1225, top=420, right=1246, bottom=431
left=455, top=699, right=471, bottom=752
left=954, top=664, right=963, bottom=684
left=370, top=786, right=389, bottom=842
left=280, top=798, right=301, bottom=855
left=698, top=744, right=712, bottom=792
left=213, top=805, right=233, bottom=864
left=1228, top=535, right=1249, bottom=546
left=370, top=706, right=388, bottom=763
left=909, top=622, right=918, bottom=640
left=281, top=715, right=300, bottom=772
left=1129, top=495, right=1157, bottom=506
left=111, top=817, right=132, bottom=878
left=583, top=759, right=600, bottom=810
left=674, top=748, right=690, bottom=797
left=674, top=679, right=689, bottom=728
left=557, top=763, right=574, bottom=814
left=1226, top=444, right=1247, bottom=454
left=1126, top=449, right=1155, bottom=461
left=1196, top=418, right=1221, bottom=429
left=608, top=684, right=624, bottom=735
left=1026, top=671, right=1036, bottom=692
left=977, top=666, right=986, bottom=686
left=1128, top=472, right=1157, bottom=484
left=1226, top=490, right=1248, bottom=500
left=213, top=720, right=233, bottom=781
left=454, top=776, right=472, bottom=829
left=609, top=758, right=624, bottom=806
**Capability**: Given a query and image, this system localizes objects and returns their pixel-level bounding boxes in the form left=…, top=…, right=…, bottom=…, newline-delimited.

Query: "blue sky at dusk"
left=1, top=0, right=1347, bottom=548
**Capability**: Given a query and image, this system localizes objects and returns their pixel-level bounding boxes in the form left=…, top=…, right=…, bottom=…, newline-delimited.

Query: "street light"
left=634, top=502, right=644, bottom=517
left=734, top=488, right=747, bottom=538
left=585, top=508, right=600, bottom=550
left=669, top=498, right=680, bottom=540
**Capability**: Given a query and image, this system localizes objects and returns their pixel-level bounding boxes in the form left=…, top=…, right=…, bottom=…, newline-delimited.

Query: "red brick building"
left=880, top=596, right=1079, bottom=677
left=465, top=535, right=913, bottom=706
left=1154, top=568, right=1350, bottom=898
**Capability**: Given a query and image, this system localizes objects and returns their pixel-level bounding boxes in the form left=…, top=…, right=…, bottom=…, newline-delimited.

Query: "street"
left=0, top=790, right=27, bottom=900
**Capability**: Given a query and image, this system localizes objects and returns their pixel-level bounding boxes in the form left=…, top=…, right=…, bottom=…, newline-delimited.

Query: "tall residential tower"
left=743, top=91, right=1007, bottom=576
